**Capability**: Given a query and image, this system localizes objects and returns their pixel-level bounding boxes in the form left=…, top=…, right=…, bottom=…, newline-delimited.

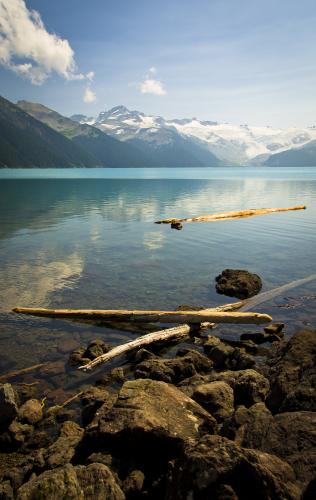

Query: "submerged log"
left=0, top=363, right=46, bottom=382
left=12, top=307, right=271, bottom=325
left=155, top=205, right=306, bottom=227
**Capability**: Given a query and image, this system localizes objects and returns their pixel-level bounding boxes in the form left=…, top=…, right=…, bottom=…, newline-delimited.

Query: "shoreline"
left=0, top=322, right=315, bottom=499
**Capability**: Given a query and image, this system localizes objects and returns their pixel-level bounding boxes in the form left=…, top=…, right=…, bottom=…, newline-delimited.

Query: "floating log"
left=155, top=205, right=306, bottom=227
left=12, top=307, right=271, bottom=325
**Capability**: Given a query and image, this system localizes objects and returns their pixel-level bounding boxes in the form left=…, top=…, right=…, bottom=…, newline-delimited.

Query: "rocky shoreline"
left=0, top=326, right=315, bottom=499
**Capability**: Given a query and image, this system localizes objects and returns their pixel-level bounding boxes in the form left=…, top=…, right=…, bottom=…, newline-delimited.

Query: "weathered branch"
left=0, top=363, right=46, bottom=382
left=155, top=205, right=306, bottom=227
left=12, top=307, right=271, bottom=325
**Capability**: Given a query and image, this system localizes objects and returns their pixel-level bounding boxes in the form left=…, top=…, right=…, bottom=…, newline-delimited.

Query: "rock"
left=166, top=434, right=300, bottom=499
left=171, top=222, right=183, bottom=230
left=86, top=452, right=112, bottom=467
left=45, top=421, right=84, bottom=469
left=68, top=347, right=86, bottom=367
left=122, top=470, right=145, bottom=496
left=17, top=463, right=125, bottom=499
left=221, top=402, right=272, bottom=441
left=134, top=349, right=213, bottom=384
left=84, top=339, right=109, bottom=360
left=240, top=332, right=281, bottom=344
left=57, top=338, right=79, bottom=354
left=264, top=329, right=316, bottom=413
left=7, top=421, right=34, bottom=448
left=0, top=384, right=18, bottom=430
left=264, top=322, right=285, bottom=336
left=215, top=269, right=262, bottom=299
left=39, top=361, right=66, bottom=377
left=179, top=368, right=269, bottom=410
left=87, top=379, right=217, bottom=456
left=81, top=386, right=111, bottom=426
left=18, top=399, right=42, bottom=425
left=0, top=480, right=13, bottom=499
left=203, top=336, right=255, bottom=370
left=240, top=410, right=316, bottom=487
left=192, top=381, right=234, bottom=422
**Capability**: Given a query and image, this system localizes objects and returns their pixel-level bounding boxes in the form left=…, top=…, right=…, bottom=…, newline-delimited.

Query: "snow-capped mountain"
left=72, top=106, right=316, bottom=165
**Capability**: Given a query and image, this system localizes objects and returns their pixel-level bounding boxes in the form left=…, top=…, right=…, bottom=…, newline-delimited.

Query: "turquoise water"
left=0, top=167, right=315, bottom=399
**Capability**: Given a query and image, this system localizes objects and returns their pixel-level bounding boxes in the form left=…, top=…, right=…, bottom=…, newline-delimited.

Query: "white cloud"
left=86, top=71, right=95, bottom=82
left=139, top=67, right=166, bottom=96
left=0, top=0, right=92, bottom=84
left=83, top=87, right=96, bottom=103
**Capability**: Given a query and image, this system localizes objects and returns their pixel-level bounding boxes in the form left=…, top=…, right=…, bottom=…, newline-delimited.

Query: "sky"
left=0, top=0, right=315, bottom=127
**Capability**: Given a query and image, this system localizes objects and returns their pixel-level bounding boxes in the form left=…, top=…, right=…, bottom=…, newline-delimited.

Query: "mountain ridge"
left=73, top=106, right=316, bottom=166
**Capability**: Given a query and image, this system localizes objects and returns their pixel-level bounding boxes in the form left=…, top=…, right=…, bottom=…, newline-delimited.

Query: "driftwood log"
left=155, top=205, right=306, bottom=227
left=12, top=307, right=271, bottom=325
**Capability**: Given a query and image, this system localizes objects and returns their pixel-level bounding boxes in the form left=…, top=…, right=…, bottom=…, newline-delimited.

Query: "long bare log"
left=12, top=307, right=271, bottom=325
left=78, top=324, right=206, bottom=371
left=155, top=205, right=306, bottom=226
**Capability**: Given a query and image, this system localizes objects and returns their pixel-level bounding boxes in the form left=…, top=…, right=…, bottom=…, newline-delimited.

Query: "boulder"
left=264, top=322, right=285, bottom=336
left=18, top=399, right=42, bottom=425
left=215, top=269, right=262, bottom=299
left=87, top=379, right=217, bottom=454
left=240, top=410, right=316, bottom=487
left=134, top=349, right=213, bottom=384
left=17, top=463, right=125, bottom=499
left=84, top=340, right=109, bottom=360
left=0, top=384, right=18, bottom=429
left=192, top=381, right=234, bottom=422
left=45, top=421, right=84, bottom=469
left=166, top=434, right=300, bottom=499
left=264, top=329, right=316, bottom=413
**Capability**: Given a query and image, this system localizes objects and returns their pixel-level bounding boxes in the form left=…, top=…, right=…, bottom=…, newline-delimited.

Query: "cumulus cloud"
left=139, top=67, right=166, bottom=96
left=83, top=87, right=96, bottom=103
left=0, top=0, right=91, bottom=84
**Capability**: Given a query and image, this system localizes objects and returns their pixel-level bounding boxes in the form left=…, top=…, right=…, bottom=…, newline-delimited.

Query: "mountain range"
left=0, top=95, right=315, bottom=167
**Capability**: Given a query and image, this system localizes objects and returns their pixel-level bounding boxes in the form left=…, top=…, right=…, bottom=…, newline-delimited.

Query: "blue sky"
left=0, top=0, right=315, bottom=127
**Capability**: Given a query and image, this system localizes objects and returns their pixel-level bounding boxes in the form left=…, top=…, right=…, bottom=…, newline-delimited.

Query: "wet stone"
left=215, top=269, right=262, bottom=299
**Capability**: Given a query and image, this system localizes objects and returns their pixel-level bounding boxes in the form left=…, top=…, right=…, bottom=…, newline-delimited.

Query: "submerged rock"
left=16, top=463, right=125, bottom=500
left=215, top=269, right=262, bottom=299
left=166, top=434, right=300, bottom=499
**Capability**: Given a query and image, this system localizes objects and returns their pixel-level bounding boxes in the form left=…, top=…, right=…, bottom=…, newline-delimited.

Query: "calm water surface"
left=0, top=167, right=315, bottom=400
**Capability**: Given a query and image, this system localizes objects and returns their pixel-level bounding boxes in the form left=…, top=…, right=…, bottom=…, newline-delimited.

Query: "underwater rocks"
left=215, top=268, right=262, bottom=299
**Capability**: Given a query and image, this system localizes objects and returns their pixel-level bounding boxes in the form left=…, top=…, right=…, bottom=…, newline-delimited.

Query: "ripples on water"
left=0, top=167, right=315, bottom=399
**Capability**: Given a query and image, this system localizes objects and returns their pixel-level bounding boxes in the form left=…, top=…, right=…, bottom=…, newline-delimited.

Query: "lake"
left=0, top=167, right=315, bottom=399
